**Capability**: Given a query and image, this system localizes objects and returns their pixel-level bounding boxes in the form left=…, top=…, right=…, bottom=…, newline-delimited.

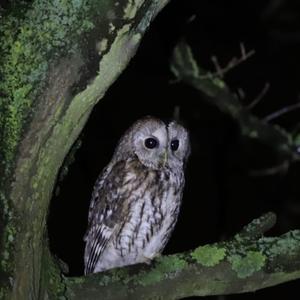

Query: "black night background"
left=42, top=0, right=300, bottom=299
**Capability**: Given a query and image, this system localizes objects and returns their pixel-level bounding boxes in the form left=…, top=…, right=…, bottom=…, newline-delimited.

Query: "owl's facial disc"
left=133, top=124, right=168, bottom=170
left=130, top=117, right=190, bottom=170
left=167, top=121, right=190, bottom=169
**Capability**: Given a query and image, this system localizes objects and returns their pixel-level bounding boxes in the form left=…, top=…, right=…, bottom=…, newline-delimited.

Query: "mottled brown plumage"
left=84, top=117, right=190, bottom=274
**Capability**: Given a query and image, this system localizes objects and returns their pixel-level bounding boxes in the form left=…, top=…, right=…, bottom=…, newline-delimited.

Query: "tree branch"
left=65, top=213, right=300, bottom=299
left=209, top=43, right=255, bottom=79
left=170, top=40, right=300, bottom=163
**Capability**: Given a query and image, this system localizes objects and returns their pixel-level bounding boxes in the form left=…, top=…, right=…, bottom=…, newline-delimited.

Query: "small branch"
left=209, top=43, right=255, bottom=79
left=249, top=160, right=290, bottom=177
left=247, top=82, right=270, bottom=110
left=237, top=87, right=246, bottom=100
left=64, top=213, right=300, bottom=300
left=236, top=212, right=277, bottom=239
left=264, top=102, right=300, bottom=122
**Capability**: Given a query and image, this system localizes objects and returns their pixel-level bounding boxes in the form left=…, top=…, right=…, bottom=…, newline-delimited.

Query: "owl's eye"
left=144, top=137, right=159, bottom=149
left=170, top=139, right=179, bottom=151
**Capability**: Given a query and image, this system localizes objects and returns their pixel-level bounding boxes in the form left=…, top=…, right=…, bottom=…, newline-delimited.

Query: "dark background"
left=47, top=0, right=300, bottom=299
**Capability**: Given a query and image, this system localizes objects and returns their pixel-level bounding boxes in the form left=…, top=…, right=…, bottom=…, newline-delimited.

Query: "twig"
left=187, top=14, right=196, bottom=23
left=264, top=102, right=300, bottom=122
left=236, top=88, right=246, bottom=100
left=209, top=43, right=255, bottom=79
left=249, top=160, right=290, bottom=177
left=247, top=82, right=270, bottom=110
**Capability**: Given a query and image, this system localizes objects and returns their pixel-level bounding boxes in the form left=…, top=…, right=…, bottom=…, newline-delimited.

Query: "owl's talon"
left=143, top=253, right=161, bottom=264
left=143, top=257, right=152, bottom=265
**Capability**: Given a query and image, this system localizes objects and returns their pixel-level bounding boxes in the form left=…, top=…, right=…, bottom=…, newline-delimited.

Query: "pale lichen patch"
left=191, top=245, right=226, bottom=267
left=123, top=0, right=144, bottom=20
left=109, top=23, right=116, bottom=33
left=96, top=39, right=109, bottom=55
left=133, top=255, right=187, bottom=287
left=258, top=230, right=300, bottom=260
left=228, top=251, right=266, bottom=279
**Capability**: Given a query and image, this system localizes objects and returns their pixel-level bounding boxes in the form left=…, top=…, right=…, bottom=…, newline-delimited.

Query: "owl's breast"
left=140, top=170, right=183, bottom=258
left=114, top=167, right=184, bottom=262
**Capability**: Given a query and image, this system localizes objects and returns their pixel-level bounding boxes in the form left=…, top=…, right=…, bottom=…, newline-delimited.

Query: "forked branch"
left=170, top=40, right=300, bottom=165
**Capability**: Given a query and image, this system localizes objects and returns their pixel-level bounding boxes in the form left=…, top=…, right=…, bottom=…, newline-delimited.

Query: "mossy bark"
left=0, top=0, right=170, bottom=299
left=65, top=213, right=300, bottom=300
left=1, top=2, right=300, bottom=300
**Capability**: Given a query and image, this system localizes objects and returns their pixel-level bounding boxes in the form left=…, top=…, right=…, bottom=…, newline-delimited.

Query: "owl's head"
left=115, top=116, right=190, bottom=170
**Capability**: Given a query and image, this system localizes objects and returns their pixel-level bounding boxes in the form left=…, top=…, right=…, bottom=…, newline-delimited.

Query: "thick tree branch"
left=65, top=213, right=300, bottom=299
left=170, top=41, right=300, bottom=163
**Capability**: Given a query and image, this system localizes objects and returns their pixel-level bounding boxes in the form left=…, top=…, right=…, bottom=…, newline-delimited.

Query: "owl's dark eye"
left=144, top=137, right=159, bottom=149
left=170, top=139, right=179, bottom=151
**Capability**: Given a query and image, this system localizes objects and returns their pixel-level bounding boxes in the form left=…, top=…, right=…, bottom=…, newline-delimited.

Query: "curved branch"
left=170, top=41, right=299, bottom=162
left=65, top=213, right=300, bottom=299
left=237, top=211, right=277, bottom=239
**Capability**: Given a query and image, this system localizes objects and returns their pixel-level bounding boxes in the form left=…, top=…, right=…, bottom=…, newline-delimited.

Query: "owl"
left=84, top=116, right=190, bottom=274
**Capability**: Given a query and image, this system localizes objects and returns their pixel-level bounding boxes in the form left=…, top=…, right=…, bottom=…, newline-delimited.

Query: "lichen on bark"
left=64, top=213, right=300, bottom=300
left=0, top=0, right=171, bottom=299
left=0, top=0, right=97, bottom=173
left=192, top=245, right=226, bottom=267
left=2, top=1, right=300, bottom=299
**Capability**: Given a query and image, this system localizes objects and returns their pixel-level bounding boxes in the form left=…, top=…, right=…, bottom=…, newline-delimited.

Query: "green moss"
left=133, top=255, right=187, bottom=287
left=0, top=0, right=97, bottom=175
left=211, top=77, right=226, bottom=89
left=44, top=250, right=67, bottom=299
left=293, top=133, right=300, bottom=148
left=136, top=268, right=163, bottom=287
left=192, top=245, right=226, bottom=267
left=98, top=256, right=187, bottom=286
left=98, top=275, right=112, bottom=286
left=123, top=0, right=142, bottom=19
left=258, top=230, right=300, bottom=260
left=97, top=268, right=129, bottom=286
left=229, top=251, right=266, bottom=279
left=157, top=255, right=188, bottom=273
left=0, top=1, right=100, bottom=281
left=0, top=191, right=16, bottom=273
left=68, top=276, right=85, bottom=285
left=249, top=130, right=258, bottom=138
left=0, top=287, right=9, bottom=300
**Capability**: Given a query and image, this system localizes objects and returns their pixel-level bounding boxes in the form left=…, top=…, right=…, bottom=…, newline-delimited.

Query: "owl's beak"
left=160, top=151, right=168, bottom=167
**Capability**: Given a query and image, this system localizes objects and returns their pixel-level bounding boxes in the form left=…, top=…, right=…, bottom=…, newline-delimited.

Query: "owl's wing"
left=86, top=165, right=112, bottom=226
left=84, top=159, right=136, bottom=274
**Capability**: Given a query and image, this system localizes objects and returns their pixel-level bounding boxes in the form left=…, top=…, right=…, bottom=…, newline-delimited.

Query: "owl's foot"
left=142, top=253, right=161, bottom=264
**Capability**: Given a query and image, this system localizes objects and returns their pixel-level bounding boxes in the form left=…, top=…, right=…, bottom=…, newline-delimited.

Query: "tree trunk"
left=2, top=1, right=300, bottom=300
left=0, top=1, right=170, bottom=298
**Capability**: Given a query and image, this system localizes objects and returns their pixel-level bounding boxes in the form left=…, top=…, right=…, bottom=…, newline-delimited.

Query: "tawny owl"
left=84, top=116, right=190, bottom=274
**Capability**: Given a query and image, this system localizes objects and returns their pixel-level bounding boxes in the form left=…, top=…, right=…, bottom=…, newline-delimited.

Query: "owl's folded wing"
left=84, top=160, right=134, bottom=274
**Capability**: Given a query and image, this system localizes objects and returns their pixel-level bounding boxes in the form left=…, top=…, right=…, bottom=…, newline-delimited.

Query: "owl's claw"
left=143, top=253, right=161, bottom=264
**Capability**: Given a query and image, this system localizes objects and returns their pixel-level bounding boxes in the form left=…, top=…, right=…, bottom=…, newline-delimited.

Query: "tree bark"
left=65, top=213, right=300, bottom=299
left=1, top=2, right=300, bottom=300
left=0, top=1, right=170, bottom=299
